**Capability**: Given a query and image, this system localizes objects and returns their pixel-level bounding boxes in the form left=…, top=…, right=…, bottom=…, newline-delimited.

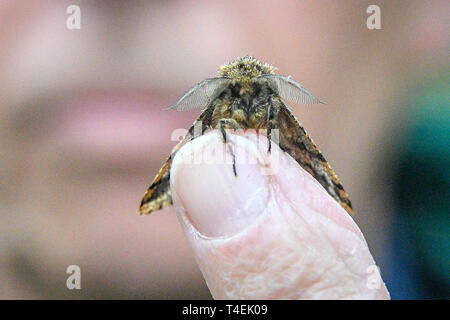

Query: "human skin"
left=171, top=131, right=390, bottom=299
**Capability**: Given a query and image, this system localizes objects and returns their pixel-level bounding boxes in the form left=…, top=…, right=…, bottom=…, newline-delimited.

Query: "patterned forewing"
left=276, top=100, right=353, bottom=215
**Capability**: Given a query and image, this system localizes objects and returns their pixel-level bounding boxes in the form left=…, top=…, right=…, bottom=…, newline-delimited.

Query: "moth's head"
left=218, top=56, right=276, bottom=84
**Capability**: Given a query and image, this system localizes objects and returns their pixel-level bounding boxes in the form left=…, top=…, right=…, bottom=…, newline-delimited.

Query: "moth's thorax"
left=211, top=79, right=276, bottom=129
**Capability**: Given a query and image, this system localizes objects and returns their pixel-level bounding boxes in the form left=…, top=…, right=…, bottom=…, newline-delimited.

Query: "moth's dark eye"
left=231, top=83, right=241, bottom=96
left=251, top=82, right=261, bottom=95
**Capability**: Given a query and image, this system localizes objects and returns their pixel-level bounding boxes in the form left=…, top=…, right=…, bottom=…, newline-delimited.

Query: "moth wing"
left=276, top=101, right=353, bottom=215
left=265, top=75, right=325, bottom=105
left=139, top=155, right=173, bottom=215
left=165, top=77, right=231, bottom=111
left=139, top=108, right=212, bottom=215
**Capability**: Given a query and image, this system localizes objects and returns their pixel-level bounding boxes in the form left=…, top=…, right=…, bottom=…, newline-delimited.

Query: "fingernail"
left=171, top=132, right=269, bottom=238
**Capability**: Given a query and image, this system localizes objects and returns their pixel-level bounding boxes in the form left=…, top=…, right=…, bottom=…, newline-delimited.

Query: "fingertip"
left=171, top=131, right=270, bottom=238
left=170, top=130, right=388, bottom=299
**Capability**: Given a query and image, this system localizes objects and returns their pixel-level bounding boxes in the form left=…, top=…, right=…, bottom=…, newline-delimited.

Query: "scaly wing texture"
left=139, top=156, right=173, bottom=215
left=276, top=100, right=353, bottom=215
left=139, top=108, right=213, bottom=215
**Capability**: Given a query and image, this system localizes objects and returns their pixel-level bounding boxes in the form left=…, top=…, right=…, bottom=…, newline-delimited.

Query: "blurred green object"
left=393, top=73, right=449, bottom=299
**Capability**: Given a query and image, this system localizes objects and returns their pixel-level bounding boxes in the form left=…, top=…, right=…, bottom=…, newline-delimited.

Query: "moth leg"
left=220, top=119, right=228, bottom=143
left=218, top=118, right=241, bottom=176
left=267, top=96, right=275, bottom=153
left=227, top=143, right=237, bottom=176
left=218, top=118, right=240, bottom=141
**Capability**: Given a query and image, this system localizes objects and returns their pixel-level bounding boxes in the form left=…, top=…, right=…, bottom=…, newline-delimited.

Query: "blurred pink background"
left=0, top=0, right=448, bottom=299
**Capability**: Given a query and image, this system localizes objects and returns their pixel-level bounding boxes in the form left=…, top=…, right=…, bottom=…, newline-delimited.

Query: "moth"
left=139, top=56, right=353, bottom=215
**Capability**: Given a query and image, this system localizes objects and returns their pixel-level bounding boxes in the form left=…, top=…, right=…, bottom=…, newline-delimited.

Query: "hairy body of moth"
left=140, top=56, right=353, bottom=216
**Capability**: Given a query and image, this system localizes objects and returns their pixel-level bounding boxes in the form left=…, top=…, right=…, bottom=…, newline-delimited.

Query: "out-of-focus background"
left=0, top=0, right=448, bottom=299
